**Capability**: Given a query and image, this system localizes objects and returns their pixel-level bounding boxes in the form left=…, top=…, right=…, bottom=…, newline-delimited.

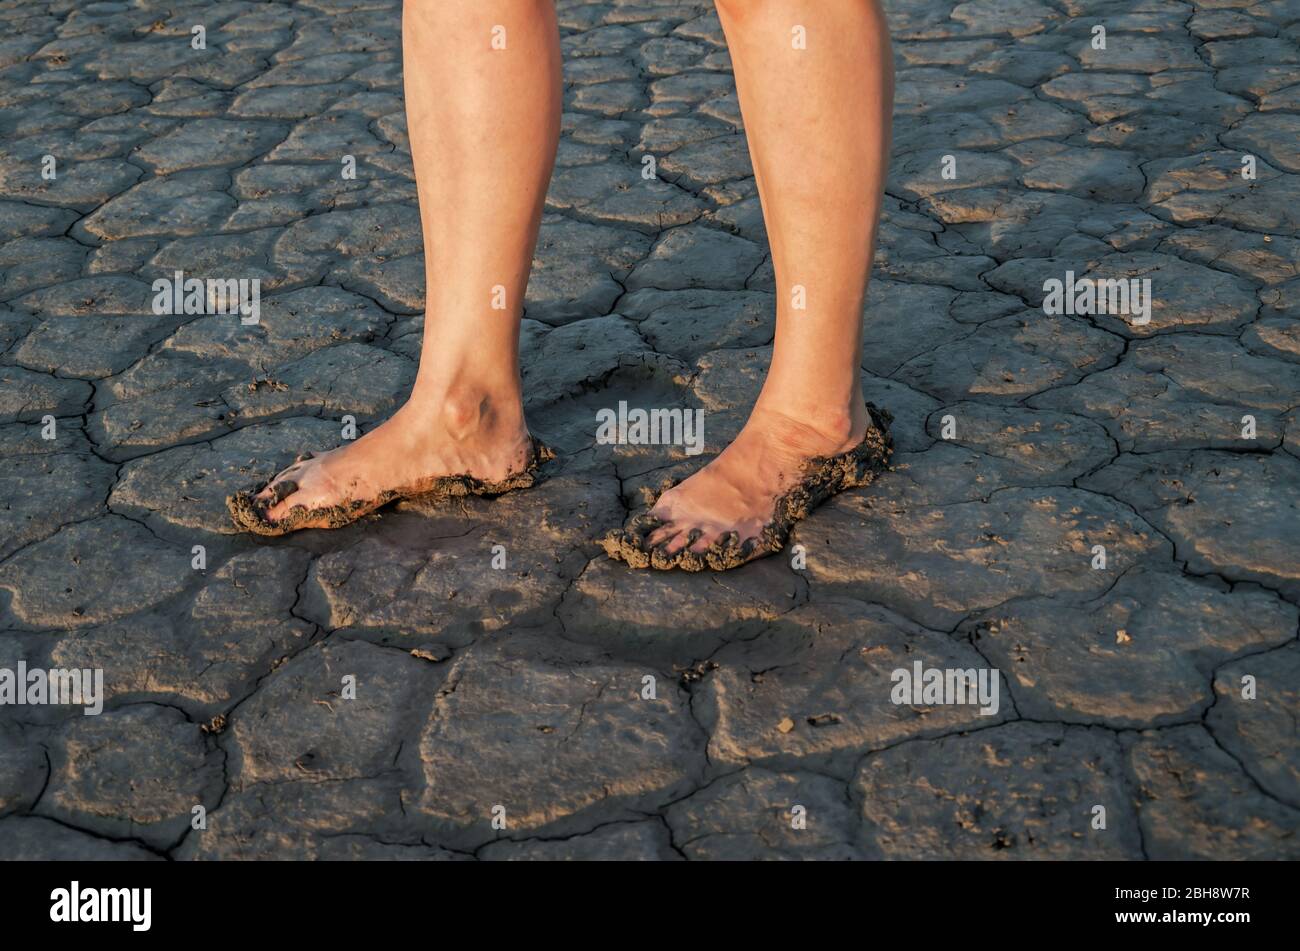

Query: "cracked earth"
left=1, top=0, right=1298, bottom=860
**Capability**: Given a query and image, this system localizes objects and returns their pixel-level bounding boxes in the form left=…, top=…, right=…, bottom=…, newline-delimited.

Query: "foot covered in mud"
left=599, top=402, right=893, bottom=571
left=226, top=420, right=554, bottom=537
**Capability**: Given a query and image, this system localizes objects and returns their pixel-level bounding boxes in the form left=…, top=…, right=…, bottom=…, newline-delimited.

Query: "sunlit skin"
left=256, top=0, right=894, bottom=558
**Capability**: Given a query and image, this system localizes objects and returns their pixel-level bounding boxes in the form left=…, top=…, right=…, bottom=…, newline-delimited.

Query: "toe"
left=254, top=463, right=302, bottom=505
left=265, top=494, right=299, bottom=523
left=661, top=527, right=698, bottom=556
left=687, top=526, right=720, bottom=554
left=717, top=531, right=743, bottom=558
left=262, top=480, right=304, bottom=522
left=645, top=523, right=679, bottom=549
left=249, top=478, right=297, bottom=517
left=626, top=512, right=663, bottom=539
left=254, top=447, right=336, bottom=505
left=649, top=528, right=687, bottom=556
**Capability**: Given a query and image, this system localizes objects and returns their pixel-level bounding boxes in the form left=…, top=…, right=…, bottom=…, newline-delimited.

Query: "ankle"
left=408, top=381, right=524, bottom=441
left=752, top=395, right=866, bottom=450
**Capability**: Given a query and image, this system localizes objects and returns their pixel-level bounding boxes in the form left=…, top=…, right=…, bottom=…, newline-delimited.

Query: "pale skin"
left=256, top=0, right=894, bottom=563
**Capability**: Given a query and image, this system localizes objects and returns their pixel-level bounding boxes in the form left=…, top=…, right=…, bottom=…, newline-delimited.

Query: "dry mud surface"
left=0, top=0, right=1298, bottom=860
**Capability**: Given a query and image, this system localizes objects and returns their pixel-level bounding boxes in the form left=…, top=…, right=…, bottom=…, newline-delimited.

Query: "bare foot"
left=250, top=391, right=535, bottom=531
left=643, top=401, right=875, bottom=562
